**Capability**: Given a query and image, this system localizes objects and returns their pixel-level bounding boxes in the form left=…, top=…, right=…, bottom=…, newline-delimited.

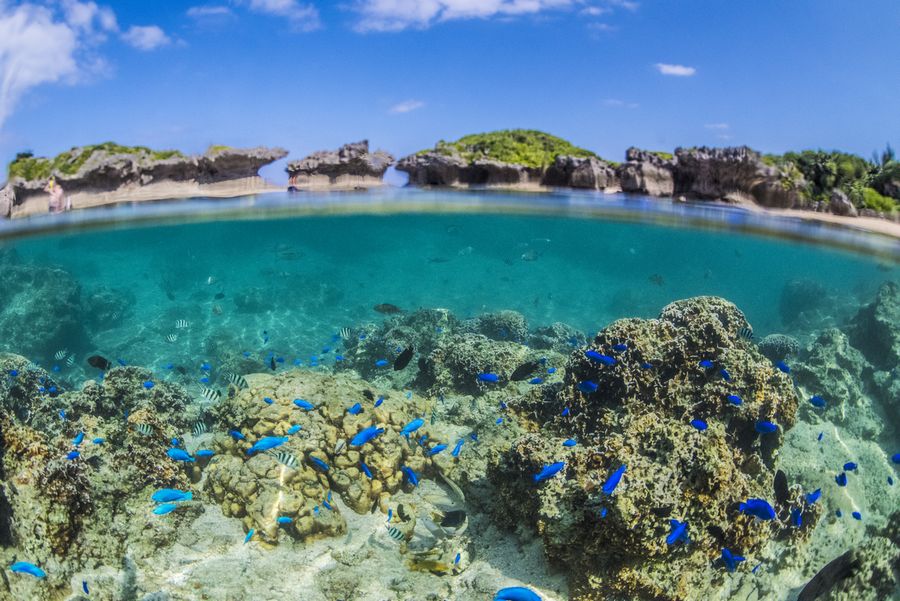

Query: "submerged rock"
left=286, top=140, right=394, bottom=189
left=847, top=281, right=900, bottom=371
left=491, top=296, right=809, bottom=600
left=758, top=333, right=801, bottom=363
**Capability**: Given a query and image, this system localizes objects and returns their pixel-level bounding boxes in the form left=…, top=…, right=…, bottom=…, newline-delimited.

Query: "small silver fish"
left=192, top=422, right=209, bottom=437
left=54, top=349, right=68, bottom=361
left=110, top=311, right=120, bottom=321
left=65, top=355, right=75, bottom=367
left=226, top=373, right=248, bottom=389
left=386, top=525, right=405, bottom=541
left=271, top=451, right=297, bottom=468
left=165, top=334, right=178, bottom=343
left=135, top=423, right=154, bottom=436
left=738, top=326, right=754, bottom=340
left=175, top=319, right=190, bottom=329
left=339, top=327, right=353, bottom=340
left=334, top=440, right=346, bottom=455
left=201, top=387, right=222, bottom=403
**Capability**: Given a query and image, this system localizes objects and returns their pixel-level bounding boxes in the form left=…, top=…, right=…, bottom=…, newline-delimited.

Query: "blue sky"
left=1, top=0, right=898, bottom=182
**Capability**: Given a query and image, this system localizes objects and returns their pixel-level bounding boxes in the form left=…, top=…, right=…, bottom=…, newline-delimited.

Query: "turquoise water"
left=3, top=203, right=895, bottom=368
left=0, top=191, right=898, bottom=601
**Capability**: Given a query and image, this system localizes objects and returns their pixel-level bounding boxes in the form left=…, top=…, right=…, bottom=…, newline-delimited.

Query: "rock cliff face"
left=286, top=140, right=394, bottom=188
left=617, top=148, right=675, bottom=196
left=543, top=155, right=620, bottom=190
left=1, top=145, right=288, bottom=217
left=672, top=146, right=804, bottom=208
left=396, top=151, right=619, bottom=190
left=0, top=185, right=12, bottom=219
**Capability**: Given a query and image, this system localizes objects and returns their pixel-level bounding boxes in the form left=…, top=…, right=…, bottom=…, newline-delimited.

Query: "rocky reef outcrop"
left=671, top=146, right=804, bottom=208
left=541, top=155, right=620, bottom=191
left=0, top=355, right=196, bottom=598
left=617, top=148, right=675, bottom=196
left=286, top=140, right=394, bottom=189
left=2, top=144, right=288, bottom=217
left=396, top=130, right=619, bottom=191
left=490, top=296, right=813, bottom=600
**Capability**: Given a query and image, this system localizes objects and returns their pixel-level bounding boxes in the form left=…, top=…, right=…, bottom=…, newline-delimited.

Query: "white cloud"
left=389, top=99, right=425, bottom=114
left=354, top=0, right=578, bottom=32
left=61, top=0, right=118, bottom=36
left=582, top=6, right=610, bottom=16
left=654, top=62, right=696, bottom=77
left=604, top=98, right=638, bottom=109
left=607, top=0, right=638, bottom=10
left=704, top=123, right=729, bottom=130
left=0, top=2, right=169, bottom=130
left=121, top=25, right=171, bottom=51
left=187, top=5, right=234, bottom=18
left=0, top=3, right=79, bottom=130
left=239, top=0, right=321, bottom=30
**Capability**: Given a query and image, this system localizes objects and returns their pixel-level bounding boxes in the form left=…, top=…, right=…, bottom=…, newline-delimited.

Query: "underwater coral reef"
left=0, top=281, right=897, bottom=600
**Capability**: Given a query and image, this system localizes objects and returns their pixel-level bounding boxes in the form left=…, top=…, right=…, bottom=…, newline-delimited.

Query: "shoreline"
left=9, top=177, right=282, bottom=218
left=6, top=180, right=900, bottom=241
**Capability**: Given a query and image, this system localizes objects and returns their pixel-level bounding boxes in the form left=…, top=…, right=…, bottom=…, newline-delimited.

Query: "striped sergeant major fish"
left=226, top=373, right=248, bottom=389
left=201, top=387, right=222, bottom=403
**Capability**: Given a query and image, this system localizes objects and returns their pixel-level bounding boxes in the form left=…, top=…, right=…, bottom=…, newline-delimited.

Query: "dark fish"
left=87, top=355, right=111, bottom=370
left=363, top=389, right=374, bottom=401
left=270, top=357, right=276, bottom=371
left=440, top=509, right=466, bottom=528
left=707, top=525, right=727, bottom=545
left=214, top=292, right=225, bottom=300
left=738, top=326, right=754, bottom=340
left=510, top=361, right=541, bottom=381
left=394, top=347, right=414, bottom=371
left=797, top=550, right=859, bottom=601
left=774, top=470, right=789, bottom=505
left=374, top=303, right=402, bottom=314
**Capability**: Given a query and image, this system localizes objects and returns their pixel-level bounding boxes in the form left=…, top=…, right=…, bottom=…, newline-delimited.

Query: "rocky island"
left=0, top=143, right=288, bottom=218
left=398, top=130, right=900, bottom=225
left=287, top=140, right=394, bottom=190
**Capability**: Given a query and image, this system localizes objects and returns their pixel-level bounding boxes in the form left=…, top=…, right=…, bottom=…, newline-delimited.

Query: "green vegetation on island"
left=7, top=142, right=185, bottom=181
left=765, top=146, right=898, bottom=212
left=424, top=129, right=599, bottom=169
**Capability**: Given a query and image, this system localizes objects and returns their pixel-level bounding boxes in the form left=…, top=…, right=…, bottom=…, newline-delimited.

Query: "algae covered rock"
left=492, top=296, right=810, bottom=601
left=204, top=369, right=444, bottom=544
left=847, top=280, right=900, bottom=371
left=0, top=361, right=197, bottom=596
